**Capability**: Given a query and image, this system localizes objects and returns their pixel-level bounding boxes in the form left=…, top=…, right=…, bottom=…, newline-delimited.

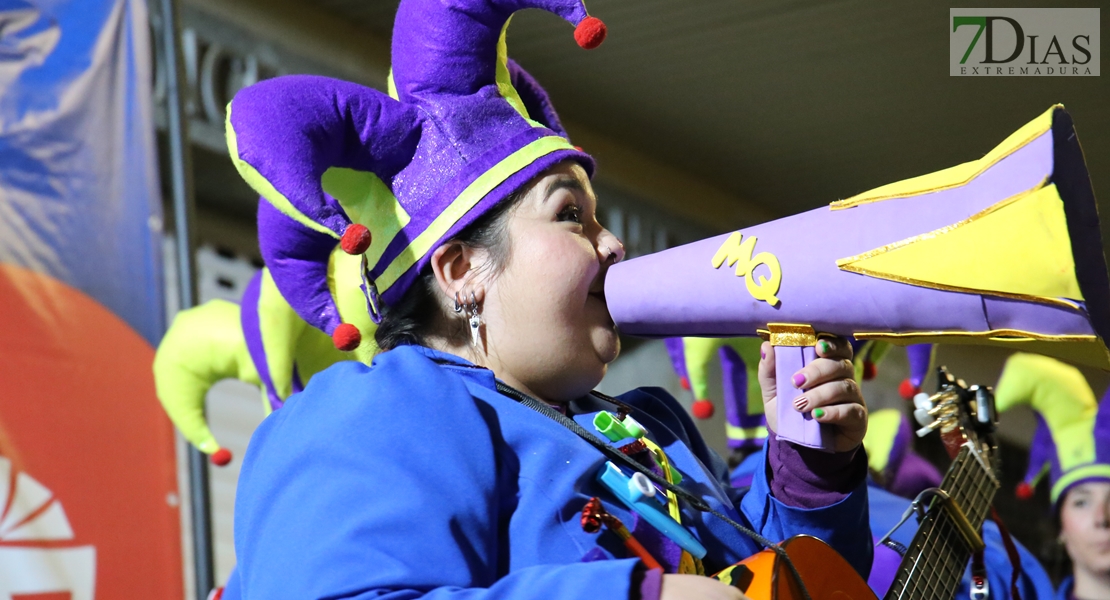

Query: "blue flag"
left=0, top=0, right=163, bottom=344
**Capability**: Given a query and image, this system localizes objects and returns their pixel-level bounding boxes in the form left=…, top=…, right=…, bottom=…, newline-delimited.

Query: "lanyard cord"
left=495, top=381, right=813, bottom=600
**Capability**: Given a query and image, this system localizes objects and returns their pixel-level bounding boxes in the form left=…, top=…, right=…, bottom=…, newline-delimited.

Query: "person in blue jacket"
left=860, top=410, right=1054, bottom=600
left=993, top=354, right=1110, bottom=600
left=217, top=1, right=872, bottom=598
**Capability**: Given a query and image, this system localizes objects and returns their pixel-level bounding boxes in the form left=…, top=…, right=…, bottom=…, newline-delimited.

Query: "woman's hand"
left=660, top=574, right=749, bottom=600
left=758, top=337, right=867, bottom=453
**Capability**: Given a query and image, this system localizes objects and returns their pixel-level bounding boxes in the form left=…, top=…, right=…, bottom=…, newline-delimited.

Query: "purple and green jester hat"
left=994, top=352, right=1110, bottom=506
left=226, top=0, right=606, bottom=351
left=661, top=337, right=900, bottom=448
left=663, top=337, right=767, bottom=450
left=153, top=266, right=378, bottom=465
left=898, top=343, right=936, bottom=400
left=862, top=408, right=943, bottom=499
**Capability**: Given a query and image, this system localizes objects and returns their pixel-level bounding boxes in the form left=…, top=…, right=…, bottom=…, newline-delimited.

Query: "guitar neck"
left=883, top=445, right=1000, bottom=600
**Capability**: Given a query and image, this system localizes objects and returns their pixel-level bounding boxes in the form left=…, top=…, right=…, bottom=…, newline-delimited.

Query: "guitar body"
left=727, top=535, right=878, bottom=600
left=715, top=370, right=1000, bottom=600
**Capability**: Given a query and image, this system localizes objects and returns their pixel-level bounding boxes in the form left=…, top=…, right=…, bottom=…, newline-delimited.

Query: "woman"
left=1060, top=481, right=1110, bottom=599
left=220, top=1, right=871, bottom=598
left=995, top=353, right=1110, bottom=600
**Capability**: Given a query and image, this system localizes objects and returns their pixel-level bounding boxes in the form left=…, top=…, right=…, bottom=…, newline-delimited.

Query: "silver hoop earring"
left=467, top=292, right=481, bottom=347
left=453, top=291, right=463, bottom=313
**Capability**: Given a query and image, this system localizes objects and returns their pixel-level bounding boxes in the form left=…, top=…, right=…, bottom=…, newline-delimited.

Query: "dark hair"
left=375, top=187, right=527, bottom=350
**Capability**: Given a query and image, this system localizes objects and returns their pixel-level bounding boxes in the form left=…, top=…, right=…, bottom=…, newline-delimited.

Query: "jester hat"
left=153, top=267, right=378, bottom=465
left=228, top=0, right=605, bottom=351
left=862, top=408, right=943, bottom=499
left=664, top=337, right=898, bottom=448
left=994, top=352, right=1109, bottom=505
left=664, top=337, right=768, bottom=450
left=851, top=339, right=890, bottom=382
left=898, top=344, right=935, bottom=400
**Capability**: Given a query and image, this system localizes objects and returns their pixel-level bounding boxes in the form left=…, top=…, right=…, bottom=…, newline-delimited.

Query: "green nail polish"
left=814, top=408, right=826, bottom=419
left=818, top=340, right=831, bottom=354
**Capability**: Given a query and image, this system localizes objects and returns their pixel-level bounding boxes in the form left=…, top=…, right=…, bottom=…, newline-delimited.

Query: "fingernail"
left=761, top=349, right=766, bottom=360
left=818, top=340, right=831, bottom=354
left=792, top=373, right=806, bottom=388
left=814, top=408, right=826, bottom=419
left=794, top=397, right=808, bottom=411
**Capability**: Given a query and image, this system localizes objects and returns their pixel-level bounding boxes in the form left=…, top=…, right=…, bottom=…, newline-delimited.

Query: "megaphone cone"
left=605, top=105, right=1110, bottom=450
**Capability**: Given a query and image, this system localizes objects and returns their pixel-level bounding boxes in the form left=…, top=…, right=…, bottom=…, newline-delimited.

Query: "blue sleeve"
left=740, top=447, right=873, bottom=579
left=233, top=358, right=641, bottom=600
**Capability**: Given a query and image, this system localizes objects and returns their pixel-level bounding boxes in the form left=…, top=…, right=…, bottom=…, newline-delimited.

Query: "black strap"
left=495, top=381, right=813, bottom=600
left=990, top=507, right=1023, bottom=600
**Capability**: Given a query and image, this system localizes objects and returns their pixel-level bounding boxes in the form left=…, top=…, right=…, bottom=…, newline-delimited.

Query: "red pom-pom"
left=332, top=323, right=361, bottom=351
left=1015, top=482, right=1034, bottom=500
left=574, top=16, right=607, bottom=49
left=899, top=379, right=919, bottom=400
left=340, top=224, right=372, bottom=255
left=679, top=376, right=691, bottom=391
left=691, top=399, right=715, bottom=419
left=210, top=448, right=232, bottom=466
left=862, top=360, right=877, bottom=381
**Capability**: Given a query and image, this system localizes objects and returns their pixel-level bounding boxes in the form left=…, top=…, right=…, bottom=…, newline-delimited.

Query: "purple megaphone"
left=605, top=105, right=1110, bottom=451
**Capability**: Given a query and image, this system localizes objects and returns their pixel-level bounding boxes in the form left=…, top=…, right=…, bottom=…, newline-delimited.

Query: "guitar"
left=719, top=367, right=1001, bottom=600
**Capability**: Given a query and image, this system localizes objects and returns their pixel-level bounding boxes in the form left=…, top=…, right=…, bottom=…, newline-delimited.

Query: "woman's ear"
left=429, top=242, right=487, bottom=304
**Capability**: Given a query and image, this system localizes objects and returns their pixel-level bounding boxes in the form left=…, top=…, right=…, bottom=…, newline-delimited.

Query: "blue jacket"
left=1055, top=576, right=1073, bottom=600
left=223, top=345, right=872, bottom=599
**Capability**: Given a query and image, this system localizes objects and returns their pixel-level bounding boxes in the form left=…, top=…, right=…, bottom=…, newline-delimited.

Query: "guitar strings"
left=888, top=446, right=998, bottom=600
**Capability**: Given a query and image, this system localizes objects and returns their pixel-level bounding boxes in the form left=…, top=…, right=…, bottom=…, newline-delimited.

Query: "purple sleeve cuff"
left=766, top=431, right=867, bottom=509
left=631, top=566, right=663, bottom=600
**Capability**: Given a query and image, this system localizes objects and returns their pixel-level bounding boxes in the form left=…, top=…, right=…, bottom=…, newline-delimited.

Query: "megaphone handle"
left=774, top=344, right=835, bottom=452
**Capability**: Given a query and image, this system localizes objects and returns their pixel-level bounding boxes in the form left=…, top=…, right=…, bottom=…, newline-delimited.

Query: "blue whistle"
left=596, top=461, right=707, bottom=559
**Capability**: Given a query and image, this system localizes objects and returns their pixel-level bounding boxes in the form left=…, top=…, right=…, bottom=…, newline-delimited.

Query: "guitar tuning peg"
left=913, top=392, right=933, bottom=411
left=914, top=407, right=934, bottom=428
left=915, top=417, right=942, bottom=438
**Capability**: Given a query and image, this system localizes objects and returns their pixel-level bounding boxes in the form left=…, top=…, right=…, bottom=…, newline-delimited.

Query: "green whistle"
left=593, top=411, right=645, bottom=442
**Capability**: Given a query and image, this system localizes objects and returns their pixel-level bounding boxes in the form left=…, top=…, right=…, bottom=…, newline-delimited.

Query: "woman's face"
left=1061, top=481, right=1110, bottom=577
left=481, top=161, right=623, bottom=403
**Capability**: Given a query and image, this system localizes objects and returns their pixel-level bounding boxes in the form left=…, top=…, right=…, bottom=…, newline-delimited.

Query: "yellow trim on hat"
left=1053, top=464, right=1110, bottom=503
left=726, top=424, right=768, bottom=442
left=257, top=268, right=306, bottom=401
left=494, top=17, right=549, bottom=129
left=495, top=17, right=529, bottom=120
left=321, top=167, right=412, bottom=270
left=327, top=248, right=381, bottom=365
left=376, top=135, right=577, bottom=293
left=226, top=105, right=340, bottom=240
left=862, top=409, right=903, bottom=474
left=831, top=105, right=1058, bottom=210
